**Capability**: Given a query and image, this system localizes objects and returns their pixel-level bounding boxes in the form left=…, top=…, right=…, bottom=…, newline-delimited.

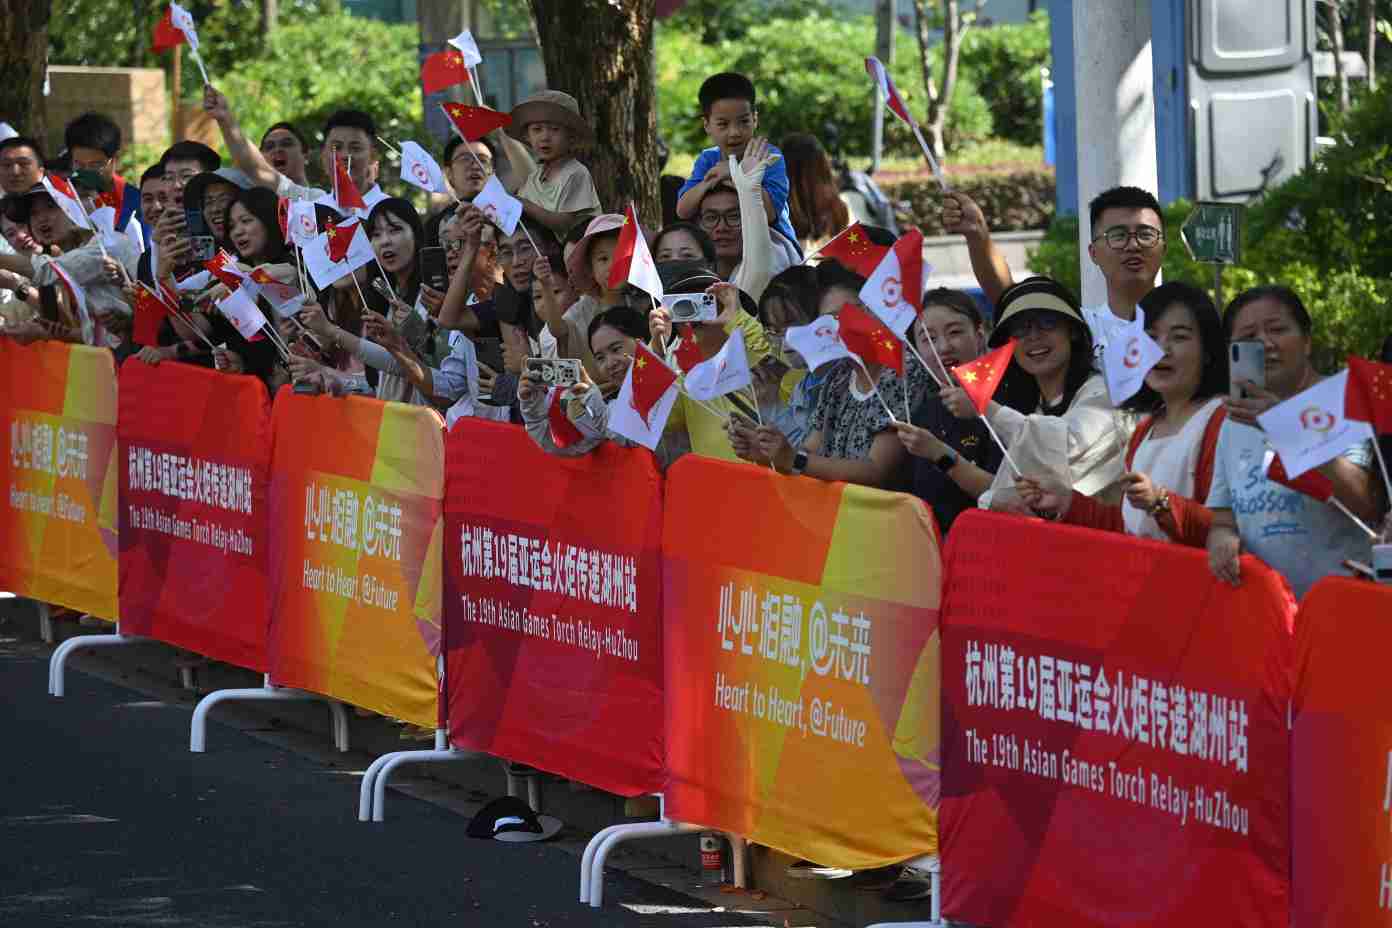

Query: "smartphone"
left=475, top=336, right=504, bottom=400
left=419, top=247, right=449, bottom=293
left=524, top=357, right=583, bottom=389
left=184, top=208, right=215, bottom=264
left=1229, top=340, right=1265, bottom=399
left=660, top=292, right=719, bottom=324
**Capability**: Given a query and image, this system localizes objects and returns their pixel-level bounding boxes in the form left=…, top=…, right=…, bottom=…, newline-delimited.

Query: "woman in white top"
left=1017, top=283, right=1230, bottom=545
left=941, top=276, right=1128, bottom=510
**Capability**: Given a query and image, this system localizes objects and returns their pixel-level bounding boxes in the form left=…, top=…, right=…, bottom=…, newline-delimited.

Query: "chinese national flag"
left=1265, top=450, right=1334, bottom=502
left=204, top=250, right=244, bottom=289
left=325, top=218, right=360, bottom=263
left=276, top=196, right=291, bottom=240
left=333, top=155, right=366, bottom=212
left=547, top=387, right=584, bottom=449
left=152, top=7, right=186, bottom=53
left=133, top=283, right=177, bottom=347
left=441, top=102, right=511, bottom=142
left=1345, top=355, right=1392, bottom=434
left=951, top=338, right=1017, bottom=414
left=421, top=48, right=470, bottom=95
left=629, top=341, right=679, bottom=426
left=838, top=303, right=903, bottom=375
left=673, top=325, right=705, bottom=373
left=817, top=222, right=889, bottom=278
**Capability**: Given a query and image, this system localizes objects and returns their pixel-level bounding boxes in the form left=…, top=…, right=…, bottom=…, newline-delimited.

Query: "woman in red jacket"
left=1017, top=282, right=1229, bottom=546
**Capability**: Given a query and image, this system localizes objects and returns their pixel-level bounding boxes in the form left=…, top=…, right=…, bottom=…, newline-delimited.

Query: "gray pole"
left=872, top=0, right=896, bottom=172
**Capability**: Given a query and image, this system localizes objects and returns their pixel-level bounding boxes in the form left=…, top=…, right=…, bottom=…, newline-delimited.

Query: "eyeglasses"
left=496, top=241, right=535, bottom=262
left=443, top=238, right=466, bottom=255
left=699, top=210, right=742, bottom=230
left=1008, top=314, right=1062, bottom=338
left=451, top=154, right=493, bottom=171
left=1092, top=225, right=1164, bottom=250
left=166, top=169, right=199, bottom=187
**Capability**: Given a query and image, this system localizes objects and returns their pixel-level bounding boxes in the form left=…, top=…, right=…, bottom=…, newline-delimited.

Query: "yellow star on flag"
left=961, top=369, right=978, bottom=383
left=636, top=356, right=647, bottom=369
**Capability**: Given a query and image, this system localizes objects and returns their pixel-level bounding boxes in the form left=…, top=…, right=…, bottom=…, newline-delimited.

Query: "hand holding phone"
left=1228, top=340, right=1265, bottom=400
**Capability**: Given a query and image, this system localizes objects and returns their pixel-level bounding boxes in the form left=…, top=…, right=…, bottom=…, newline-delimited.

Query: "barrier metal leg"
left=588, top=820, right=703, bottom=908
left=727, top=833, right=748, bottom=889
left=357, top=729, right=477, bottom=822
left=49, top=622, right=141, bottom=697
left=863, top=854, right=943, bottom=927
left=579, top=823, right=631, bottom=904
left=36, top=602, right=53, bottom=644
left=189, top=675, right=349, bottom=753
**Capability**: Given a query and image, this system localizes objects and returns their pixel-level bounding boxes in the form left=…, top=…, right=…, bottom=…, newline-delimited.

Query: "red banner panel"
left=118, top=361, right=272, bottom=670
left=940, top=510, right=1295, bottom=928
left=1292, top=578, right=1392, bottom=928
left=444, top=419, right=664, bottom=796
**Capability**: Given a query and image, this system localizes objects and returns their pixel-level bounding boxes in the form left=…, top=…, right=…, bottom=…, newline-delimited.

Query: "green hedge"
left=958, top=11, right=1052, bottom=148
left=886, top=168, right=1055, bottom=235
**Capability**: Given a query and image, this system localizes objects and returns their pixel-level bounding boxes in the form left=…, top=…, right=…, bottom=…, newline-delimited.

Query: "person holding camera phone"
left=1205, top=286, right=1387, bottom=597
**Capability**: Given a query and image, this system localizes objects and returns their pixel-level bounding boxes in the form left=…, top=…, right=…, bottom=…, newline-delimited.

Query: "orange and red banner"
left=267, top=389, right=443, bottom=727
left=662, top=456, right=942, bottom=869
left=0, top=339, right=119, bottom=619
left=940, top=511, right=1295, bottom=928
left=1292, top=577, right=1392, bottom=927
left=445, top=420, right=665, bottom=796
left=117, top=361, right=272, bottom=670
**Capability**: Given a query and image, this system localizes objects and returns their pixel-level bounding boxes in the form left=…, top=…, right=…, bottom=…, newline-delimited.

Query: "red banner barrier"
left=267, top=389, right=444, bottom=727
left=1292, top=577, right=1392, bottom=927
left=940, top=510, right=1295, bottom=928
left=117, top=361, right=272, bottom=670
left=663, top=456, right=942, bottom=869
left=444, top=420, right=665, bottom=796
left=0, top=340, right=119, bottom=618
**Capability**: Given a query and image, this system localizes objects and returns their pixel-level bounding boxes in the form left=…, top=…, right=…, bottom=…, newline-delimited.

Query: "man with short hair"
left=0, top=136, right=45, bottom=196
left=152, top=141, right=220, bottom=281
left=65, top=111, right=148, bottom=251
left=201, top=84, right=386, bottom=212
left=258, top=121, right=310, bottom=187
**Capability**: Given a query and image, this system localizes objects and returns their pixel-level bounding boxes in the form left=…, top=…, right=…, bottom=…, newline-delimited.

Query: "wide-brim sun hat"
left=2, top=183, right=57, bottom=225
left=988, top=276, right=1088, bottom=347
left=507, top=90, right=593, bottom=145
left=565, top=212, right=627, bottom=293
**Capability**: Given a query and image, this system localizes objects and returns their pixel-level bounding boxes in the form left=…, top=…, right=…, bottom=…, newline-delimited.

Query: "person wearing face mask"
left=750, top=265, right=822, bottom=449
left=894, top=289, right=1009, bottom=532
left=941, top=277, right=1129, bottom=511
left=1205, top=286, right=1386, bottom=597
left=1016, top=283, right=1230, bottom=545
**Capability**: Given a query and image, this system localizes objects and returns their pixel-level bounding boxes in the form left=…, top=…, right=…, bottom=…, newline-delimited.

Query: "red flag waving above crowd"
left=421, top=48, right=470, bottom=95
left=607, top=202, right=664, bottom=300
left=332, top=155, right=366, bottom=212
left=1345, top=355, right=1392, bottom=434
left=952, top=339, right=1016, bottom=414
left=838, top=303, right=903, bottom=375
left=151, top=7, right=186, bottom=52
left=441, top=103, right=511, bottom=141
left=817, top=222, right=889, bottom=278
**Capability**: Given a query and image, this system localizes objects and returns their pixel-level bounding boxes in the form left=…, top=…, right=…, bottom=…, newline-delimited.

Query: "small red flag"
left=1266, top=451, right=1334, bottom=502
left=332, top=155, right=366, bottom=212
left=204, top=250, right=244, bottom=289
left=951, top=339, right=1017, bottom=414
left=547, top=387, right=584, bottom=448
left=441, top=102, right=511, bottom=142
left=421, top=48, right=471, bottom=95
left=276, top=196, right=291, bottom=240
left=629, top=342, right=679, bottom=426
left=324, top=218, right=360, bottom=264
left=133, top=283, right=177, bottom=347
left=816, top=222, right=891, bottom=279
left=152, top=7, right=186, bottom=53
left=1345, top=355, right=1392, bottom=435
left=838, top=303, right=903, bottom=375
left=673, top=325, right=705, bottom=372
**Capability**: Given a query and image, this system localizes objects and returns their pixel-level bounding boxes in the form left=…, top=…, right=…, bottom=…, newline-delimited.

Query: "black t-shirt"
left=909, top=395, right=1003, bottom=534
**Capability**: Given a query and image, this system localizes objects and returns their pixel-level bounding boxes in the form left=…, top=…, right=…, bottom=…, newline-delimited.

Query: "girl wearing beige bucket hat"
left=508, top=90, right=601, bottom=236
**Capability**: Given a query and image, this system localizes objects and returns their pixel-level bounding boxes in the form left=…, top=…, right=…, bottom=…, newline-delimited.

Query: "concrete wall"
left=46, top=66, right=169, bottom=161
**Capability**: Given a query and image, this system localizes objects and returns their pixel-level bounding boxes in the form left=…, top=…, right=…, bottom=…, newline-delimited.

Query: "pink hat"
left=564, top=213, right=626, bottom=294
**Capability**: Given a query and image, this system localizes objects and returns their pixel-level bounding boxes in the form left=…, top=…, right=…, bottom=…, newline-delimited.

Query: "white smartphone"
left=1229, top=340, right=1265, bottom=399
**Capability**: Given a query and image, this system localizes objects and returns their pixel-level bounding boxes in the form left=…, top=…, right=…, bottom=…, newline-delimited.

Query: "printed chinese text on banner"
left=267, top=390, right=444, bottom=727
left=1291, top=578, right=1392, bottom=928
left=445, top=420, right=664, bottom=796
left=663, top=456, right=942, bottom=868
left=0, top=340, right=118, bottom=619
left=939, top=510, right=1294, bottom=928
left=118, top=362, right=272, bottom=671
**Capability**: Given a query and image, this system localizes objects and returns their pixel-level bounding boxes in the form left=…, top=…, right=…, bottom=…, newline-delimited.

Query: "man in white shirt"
left=201, top=86, right=387, bottom=215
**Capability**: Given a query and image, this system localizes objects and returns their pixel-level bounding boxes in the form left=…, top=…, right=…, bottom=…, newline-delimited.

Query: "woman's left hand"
left=939, top=385, right=977, bottom=420
left=362, top=309, right=405, bottom=352
left=1224, top=382, right=1281, bottom=428
left=893, top=422, right=946, bottom=459
left=753, top=425, right=795, bottom=473
left=705, top=281, right=741, bottom=327
left=1121, top=471, right=1162, bottom=513
left=501, top=324, right=528, bottom=374
left=419, top=284, right=446, bottom=317
left=213, top=346, right=245, bottom=374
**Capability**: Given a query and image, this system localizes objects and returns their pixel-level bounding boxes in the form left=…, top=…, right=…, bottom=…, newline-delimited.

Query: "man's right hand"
left=203, top=85, right=232, bottom=124
left=941, top=191, right=989, bottom=240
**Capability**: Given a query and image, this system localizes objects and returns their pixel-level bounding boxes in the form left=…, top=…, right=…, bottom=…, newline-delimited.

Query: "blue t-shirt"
left=1205, top=419, right=1375, bottom=599
left=679, top=145, right=801, bottom=256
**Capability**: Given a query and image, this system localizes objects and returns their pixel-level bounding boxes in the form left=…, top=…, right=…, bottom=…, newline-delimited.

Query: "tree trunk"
left=262, top=0, right=279, bottom=34
left=1326, top=0, right=1351, bottom=113
left=911, top=0, right=971, bottom=161
left=527, top=0, right=659, bottom=227
left=0, top=0, right=52, bottom=141
left=1364, top=0, right=1376, bottom=90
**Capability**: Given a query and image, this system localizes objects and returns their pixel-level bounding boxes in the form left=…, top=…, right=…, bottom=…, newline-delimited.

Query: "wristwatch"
left=790, top=449, right=809, bottom=476
left=1149, top=489, right=1172, bottom=516
left=934, top=448, right=959, bottom=472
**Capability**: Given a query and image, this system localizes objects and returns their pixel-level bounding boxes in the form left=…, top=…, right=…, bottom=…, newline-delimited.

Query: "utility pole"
left=871, top=0, right=896, bottom=173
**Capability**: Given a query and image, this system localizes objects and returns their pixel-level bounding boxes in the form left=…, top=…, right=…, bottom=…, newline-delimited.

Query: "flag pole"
left=1369, top=436, right=1392, bottom=513
left=853, top=359, right=899, bottom=423
left=1331, top=496, right=1380, bottom=540
left=909, top=122, right=951, bottom=193
left=917, top=326, right=951, bottom=390
left=375, top=135, right=401, bottom=156
left=923, top=332, right=1021, bottom=476
left=445, top=104, right=539, bottom=253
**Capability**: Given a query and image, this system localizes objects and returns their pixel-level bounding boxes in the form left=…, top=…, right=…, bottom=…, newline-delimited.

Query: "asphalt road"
left=0, top=634, right=765, bottom=928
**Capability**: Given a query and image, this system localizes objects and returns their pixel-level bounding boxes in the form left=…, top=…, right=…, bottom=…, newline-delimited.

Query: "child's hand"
left=739, top=137, right=775, bottom=175
left=532, top=256, right=552, bottom=286
left=704, top=160, right=731, bottom=187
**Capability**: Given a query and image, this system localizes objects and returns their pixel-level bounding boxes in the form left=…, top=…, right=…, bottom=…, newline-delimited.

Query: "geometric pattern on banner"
left=662, top=455, right=942, bottom=869
left=0, top=340, right=119, bottom=620
left=117, top=361, right=272, bottom=671
left=940, top=510, right=1295, bottom=928
left=266, top=389, right=443, bottom=728
left=1291, top=577, right=1392, bottom=928
left=444, top=418, right=665, bottom=797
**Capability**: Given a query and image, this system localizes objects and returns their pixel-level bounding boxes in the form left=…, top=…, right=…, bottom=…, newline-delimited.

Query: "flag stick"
left=743, top=383, right=763, bottom=426
left=917, top=327, right=951, bottom=390
left=853, top=359, right=899, bottom=423
left=468, top=67, right=485, bottom=106
left=979, top=413, right=1022, bottom=479
left=459, top=134, right=535, bottom=250
left=1331, top=496, right=1380, bottom=540
left=909, top=122, right=951, bottom=193
left=349, top=269, right=373, bottom=318
left=906, top=339, right=943, bottom=389
left=288, top=314, right=325, bottom=353
left=189, top=47, right=210, bottom=86
left=1369, top=436, right=1392, bottom=515
left=375, top=135, right=401, bottom=156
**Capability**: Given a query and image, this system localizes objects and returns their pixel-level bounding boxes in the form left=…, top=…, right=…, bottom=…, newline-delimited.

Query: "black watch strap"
left=934, top=448, right=959, bottom=471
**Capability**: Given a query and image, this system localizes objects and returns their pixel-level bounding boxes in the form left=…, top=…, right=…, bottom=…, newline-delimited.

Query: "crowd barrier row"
left=1, top=339, right=1386, bottom=927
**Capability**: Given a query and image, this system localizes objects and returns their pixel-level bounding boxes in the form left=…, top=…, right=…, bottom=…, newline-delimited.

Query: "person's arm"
left=765, top=427, right=907, bottom=489
left=203, top=85, right=284, bottom=192
left=491, top=130, right=535, bottom=195
left=0, top=253, right=35, bottom=278
left=729, top=145, right=775, bottom=301
left=1318, top=447, right=1385, bottom=526
left=895, top=422, right=996, bottom=500
left=675, top=152, right=727, bottom=220
left=758, top=145, right=788, bottom=226
left=942, top=191, right=1014, bottom=306
left=531, top=256, right=570, bottom=352
left=436, top=212, right=483, bottom=332
left=520, top=198, right=583, bottom=237
left=1207, top=509, right=1242, bottom=586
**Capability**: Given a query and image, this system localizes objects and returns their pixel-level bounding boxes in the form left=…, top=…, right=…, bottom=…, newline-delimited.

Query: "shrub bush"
left=887, top=168, right=1055, bottom=235
left=958, top=11, right=1052, bottom=148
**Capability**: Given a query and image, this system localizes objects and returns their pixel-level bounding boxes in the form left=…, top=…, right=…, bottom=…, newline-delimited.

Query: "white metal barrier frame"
left=189, top=673, right=350, bottom=753
left=41, top=603, right=145, bottom=698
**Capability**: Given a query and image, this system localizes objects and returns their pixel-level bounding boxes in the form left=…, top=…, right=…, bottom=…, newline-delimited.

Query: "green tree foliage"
left=656, top=13, right=993, bottom=159
left=957, top=10, right=1050, bottom=147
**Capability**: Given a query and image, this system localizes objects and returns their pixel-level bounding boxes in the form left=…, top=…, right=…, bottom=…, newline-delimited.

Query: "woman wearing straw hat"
left=508, top=90, right=602, bottom=237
